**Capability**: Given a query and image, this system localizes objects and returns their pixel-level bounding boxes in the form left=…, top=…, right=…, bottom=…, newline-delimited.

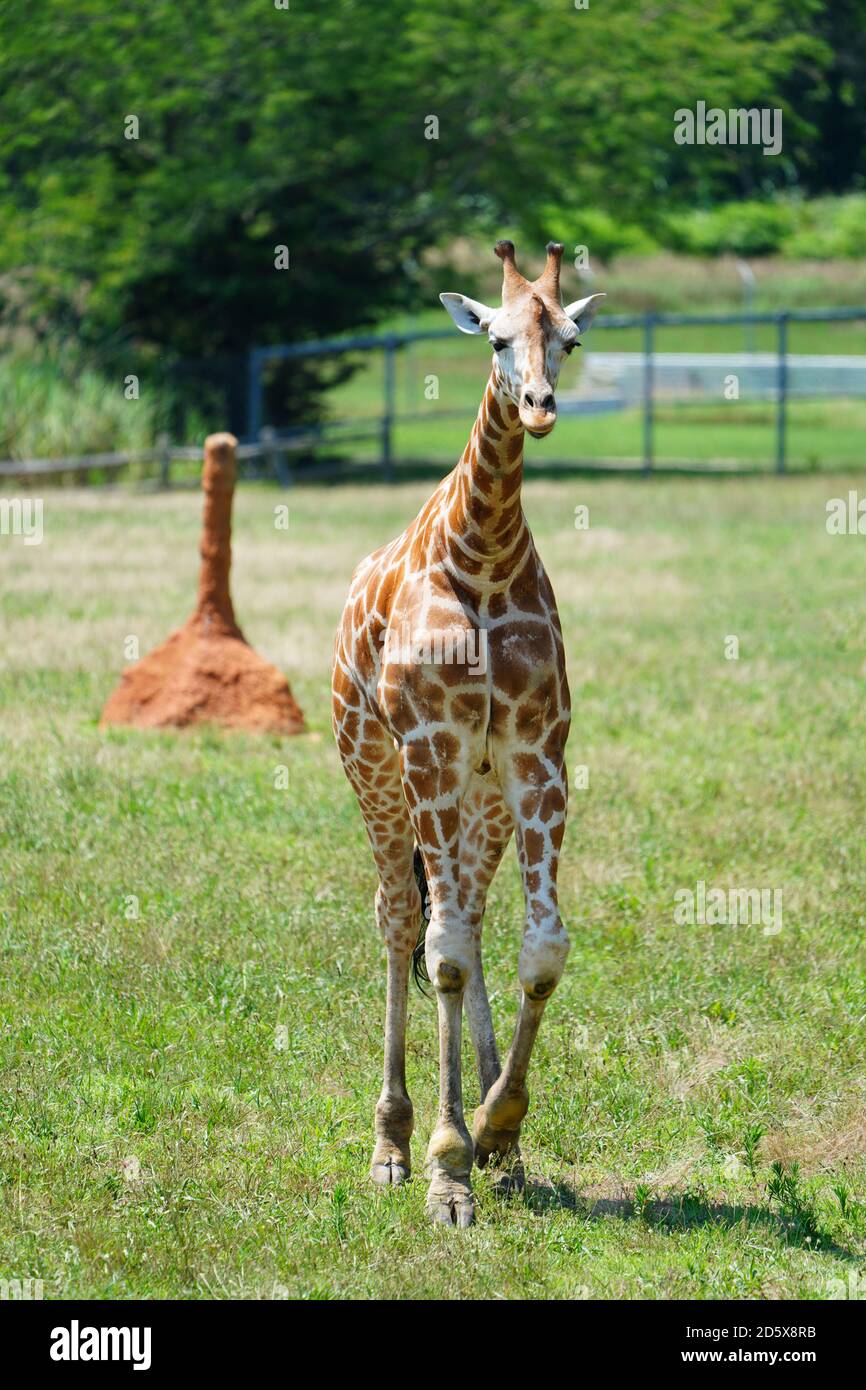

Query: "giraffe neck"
left=439, top=366, right=528, bottom=574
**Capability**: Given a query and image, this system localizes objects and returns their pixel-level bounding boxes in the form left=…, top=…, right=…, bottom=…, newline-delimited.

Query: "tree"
left=0, top=0, right=841, bottom=432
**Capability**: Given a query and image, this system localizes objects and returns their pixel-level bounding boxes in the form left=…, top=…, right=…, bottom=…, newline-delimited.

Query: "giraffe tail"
left=411, top=846, right=432, bottom=995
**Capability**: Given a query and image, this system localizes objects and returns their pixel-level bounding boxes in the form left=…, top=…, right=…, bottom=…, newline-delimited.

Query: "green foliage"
left=660, top=194, right=866, bottom=259
left=0, top=0, right=845, bottom=432
left=0, top=348, right=158, bottom=459
left=743, top=1124, right=765, bottom=1179
left=782, top=195, right=866, bottom=259
left=766, top=1162, right=821, bottom=1240
left=664, top=200, right=797, bottom=257
left=544, top=207, right=660, bottom=262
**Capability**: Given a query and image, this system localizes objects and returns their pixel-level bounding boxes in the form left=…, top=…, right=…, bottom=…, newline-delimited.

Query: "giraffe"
left=331, top=240, right=604, bottom=1226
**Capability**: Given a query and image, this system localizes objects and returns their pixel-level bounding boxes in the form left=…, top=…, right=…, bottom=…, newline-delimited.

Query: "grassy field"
left=2, top=472, right=866, bottom=1300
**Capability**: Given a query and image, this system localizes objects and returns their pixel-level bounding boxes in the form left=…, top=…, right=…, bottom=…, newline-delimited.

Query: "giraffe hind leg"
left=333, top=682, right=420, bottom=1186
left=473, top=751, right=571, bottom=1182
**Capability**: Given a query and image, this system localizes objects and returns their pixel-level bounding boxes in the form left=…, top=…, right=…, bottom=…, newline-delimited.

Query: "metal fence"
left=246, top=306, right=866, bottom=478
left=3, top=306, right=866, bottom=483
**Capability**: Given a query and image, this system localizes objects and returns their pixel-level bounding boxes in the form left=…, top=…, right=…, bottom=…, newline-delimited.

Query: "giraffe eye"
left=491, top=339, right=509, bottom=352
left=563, top=341, right=577, bottom=355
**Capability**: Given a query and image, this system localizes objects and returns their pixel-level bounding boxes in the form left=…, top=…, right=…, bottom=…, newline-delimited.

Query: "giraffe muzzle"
left=519, top=390, right=557, bottom=437
left=521, top=409, right=557, bottom=439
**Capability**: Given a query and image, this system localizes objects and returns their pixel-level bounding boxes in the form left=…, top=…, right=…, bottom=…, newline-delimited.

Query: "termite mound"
left=101, top=432, right=304, bottom=734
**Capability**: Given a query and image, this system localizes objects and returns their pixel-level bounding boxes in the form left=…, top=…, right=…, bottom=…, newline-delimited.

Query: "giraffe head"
left=440, top=241, right=605, bottom=438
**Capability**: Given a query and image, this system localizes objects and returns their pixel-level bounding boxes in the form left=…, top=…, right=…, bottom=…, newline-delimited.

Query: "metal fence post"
left=642, top=314, right=655, bottom=475
left=158, top=431, right=171, bottom=488
left=382, top=337, right=396, bottom=482
left=247, top=349, right=263, bottom=441
left=259, top=425, right=277, bottom=482
left=776, top=313, right=788, bottom=474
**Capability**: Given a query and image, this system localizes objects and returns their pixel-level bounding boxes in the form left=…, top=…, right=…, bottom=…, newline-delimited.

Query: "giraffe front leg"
left=473, top=757, right=570, bottom=1172
left=372, top=886, right=415, bottom=1186
left=425, top=948, right=475, bottom=1227
left=400, top=738, right=477, bottom=1227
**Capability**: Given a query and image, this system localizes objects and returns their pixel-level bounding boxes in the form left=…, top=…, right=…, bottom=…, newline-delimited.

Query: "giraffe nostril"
left=522, top=391, right=536, bottom=408
left=541, top=393, right=555, bottom=412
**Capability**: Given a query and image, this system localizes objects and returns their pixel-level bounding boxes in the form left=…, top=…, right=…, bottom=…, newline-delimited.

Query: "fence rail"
left=3, top=306, right=866, bottom=484
left=0, top=436, right=303, bottom=483
left=246, top=305, right=866, bottom=478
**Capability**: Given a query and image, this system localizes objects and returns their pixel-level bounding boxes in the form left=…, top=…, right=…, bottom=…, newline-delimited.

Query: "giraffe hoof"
left=474, top=1137, right=521, bottom=1171
left=473, top=1092, right=528, bottom=1170
left=426, top=1174, right=475, bottom=1228
left=371, top=1156, right=410, bottom=1186
left=473, top=1118, right=522, bottom=1170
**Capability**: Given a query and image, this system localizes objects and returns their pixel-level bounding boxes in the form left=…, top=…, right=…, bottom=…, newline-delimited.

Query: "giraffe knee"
left=425, top=918, right=472, bottom=994
left=519, top=923, right=570, bottom=1001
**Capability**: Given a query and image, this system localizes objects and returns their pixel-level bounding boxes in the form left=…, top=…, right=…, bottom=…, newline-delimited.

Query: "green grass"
left=1, top=474, right=866, bottom=1299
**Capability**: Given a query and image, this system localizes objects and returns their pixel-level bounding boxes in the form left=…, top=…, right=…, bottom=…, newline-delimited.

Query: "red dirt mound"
left=100, top=432, right=304, bottom=734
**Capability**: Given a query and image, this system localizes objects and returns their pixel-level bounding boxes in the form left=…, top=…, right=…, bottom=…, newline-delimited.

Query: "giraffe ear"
left=564, top=293, right=605, bottom=335
left=439, top=292, right=494, bottom=335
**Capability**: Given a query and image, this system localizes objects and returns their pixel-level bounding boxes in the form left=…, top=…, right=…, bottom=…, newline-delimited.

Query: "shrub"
left=664, top=201, right=797, bottom=257
left=781, top=194, right=866, bottom=259
left=0, top=348, right=159, bottom=461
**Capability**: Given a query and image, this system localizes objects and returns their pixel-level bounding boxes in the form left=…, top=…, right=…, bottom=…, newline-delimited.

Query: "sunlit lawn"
left=1, top=472, right=865, bottom=1298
